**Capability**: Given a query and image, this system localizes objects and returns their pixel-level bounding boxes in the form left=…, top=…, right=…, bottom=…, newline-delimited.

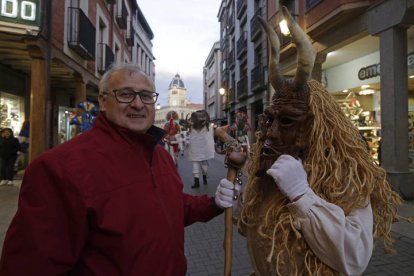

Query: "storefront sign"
left=358, top=52, right=414, bottom=80
left=0, top=0, right=40, bottom=27
left=358, top=63, right=381, bottom=80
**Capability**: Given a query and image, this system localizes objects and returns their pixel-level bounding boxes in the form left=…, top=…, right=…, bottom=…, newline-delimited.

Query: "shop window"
left=0, top=92, right=25, bottom=136
left=58, top=106, right=77, bottom=143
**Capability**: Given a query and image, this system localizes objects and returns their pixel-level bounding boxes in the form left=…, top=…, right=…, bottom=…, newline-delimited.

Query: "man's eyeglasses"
left=102, top=88, right=159, bottom=104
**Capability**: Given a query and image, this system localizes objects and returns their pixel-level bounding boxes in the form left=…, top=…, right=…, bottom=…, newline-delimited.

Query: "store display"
left=338, top=91, right=380, bottom=162
left=0, top=92, right=25, bottom=136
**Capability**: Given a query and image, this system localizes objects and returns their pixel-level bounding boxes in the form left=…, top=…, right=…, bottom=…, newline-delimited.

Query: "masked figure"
left=188, top=110, right=215, bottom=188
left=237, top=7, right=401, bottom=276
left=163, top=111, right=180, bottom=165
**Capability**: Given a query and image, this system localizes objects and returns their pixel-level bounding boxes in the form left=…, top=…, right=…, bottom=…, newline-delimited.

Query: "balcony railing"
left=251, top=63, right=265, bottom=92
left=236, top=0, right=247, bottom=20
left=126, top=20, right=135, bottom=46
left=228, top=87, right=235, bottom=104
left=97, top=43, right=115, bottom=74
left=221, top=36, right=228, bottom=51
left=116, top=0, right=128, bottom=29
left=237, top=31, right=247, bottom=59
left=250, top=9, right=262, bottom=42
left=228, top=49, right=235, bottom=68
left=237, top=76, right=248, bottom=99
left=228, top=13, right=235, bottom=33
left=67, top=7, right=96, bottom=60
left=221, top=68, right=229, bottom=85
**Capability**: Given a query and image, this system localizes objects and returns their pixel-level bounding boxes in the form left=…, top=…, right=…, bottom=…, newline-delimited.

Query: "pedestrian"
left=232, top=9, right=401, bottom=276
left=188, top=110, right=215, bottom=188
left=16, top=120, right=30, bottom=169
left=0, top=128, right=20, bottom=186
left=0, top=63, right=235, bottom=275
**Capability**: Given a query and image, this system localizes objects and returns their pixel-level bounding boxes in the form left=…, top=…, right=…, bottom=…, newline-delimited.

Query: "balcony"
left=221, top=68, right=229, bottom=85
left=228, top=87, right=235, bottom=104
left=236, top=0, right=247, bottom=20
left=221, top=36, right=228, bottom=51
left=306, top=0, right=369, bottom=38
left=116, top=0, right=128, bottom=29
left=250, top=9, right=262, bottom=42
left=228, top=49, right=235, bottom=69
left=236, top=31, right=247, bottom=59
left=306, top=0, right=322, bottom=11
left=228, top=13, right=235, bottom=33
left=237, top=76, right=248, bottom=99
left=97, top=43, right=115, bottom=74
left=251, top=63, right=265, bottom=92
left=281, top=34, right=293, bottom=47
left=67, top=8, right=96, bottom=60
left=126, top=20, right=135, bottom=46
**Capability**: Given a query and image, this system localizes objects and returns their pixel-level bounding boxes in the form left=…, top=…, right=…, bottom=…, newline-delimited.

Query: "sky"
left=138, top=0, right=222, bottom=106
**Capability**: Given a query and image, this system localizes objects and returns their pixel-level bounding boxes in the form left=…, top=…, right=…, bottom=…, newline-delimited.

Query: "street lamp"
left=279, top=19, right=290, bottom=36
left=156, top=103, right=161, bottom=110
left=219, top=87, right=226, bottom=96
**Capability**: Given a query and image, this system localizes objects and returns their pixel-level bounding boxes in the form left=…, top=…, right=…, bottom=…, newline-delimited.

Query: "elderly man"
left=0, top=63, right=234, bottom=275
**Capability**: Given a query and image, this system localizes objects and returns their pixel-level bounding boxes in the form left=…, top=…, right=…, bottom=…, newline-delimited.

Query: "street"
left=1, top=150, right=414, bottom=275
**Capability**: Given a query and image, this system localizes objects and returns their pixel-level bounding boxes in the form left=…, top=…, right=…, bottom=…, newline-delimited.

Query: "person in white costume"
left=188, top=110, right=215, bottom=188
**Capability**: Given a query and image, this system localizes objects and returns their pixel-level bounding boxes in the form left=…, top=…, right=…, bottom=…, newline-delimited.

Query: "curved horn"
left=257, top=16, right=285, bottom=90
left=281, top=6, right=316, bottom=89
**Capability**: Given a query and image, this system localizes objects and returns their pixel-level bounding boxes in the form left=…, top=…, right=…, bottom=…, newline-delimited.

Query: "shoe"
left=7, top=180, right=13, bottom=186
left=203, top=175, right=208, bottom=185
left=0, top=180, right=7, bottom=185
left=191, top=177, right=200, bottom=189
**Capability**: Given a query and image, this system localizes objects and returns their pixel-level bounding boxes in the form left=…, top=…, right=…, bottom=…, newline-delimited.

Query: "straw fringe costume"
left=237, top=8, right=401, bottom=276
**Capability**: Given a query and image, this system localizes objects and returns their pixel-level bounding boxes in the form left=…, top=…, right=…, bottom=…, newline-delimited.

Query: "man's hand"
left=266, top=155, right=310, bottom=201
left=215, top=178, right=240, bottom=209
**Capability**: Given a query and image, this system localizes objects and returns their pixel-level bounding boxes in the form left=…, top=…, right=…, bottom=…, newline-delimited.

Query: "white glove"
left=266, top=155, right=310, bottom=201
left=215, top=178, right=240, bottom=209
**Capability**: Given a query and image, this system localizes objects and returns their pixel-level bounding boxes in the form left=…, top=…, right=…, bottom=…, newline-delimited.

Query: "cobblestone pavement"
left=1, top=154, right=413, bottom=275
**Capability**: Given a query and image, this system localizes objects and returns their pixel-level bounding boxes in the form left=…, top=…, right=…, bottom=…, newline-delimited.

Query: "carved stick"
left=214, top=126, right=247, bottom=276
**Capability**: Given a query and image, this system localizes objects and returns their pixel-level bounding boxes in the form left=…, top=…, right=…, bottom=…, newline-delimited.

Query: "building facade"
left=218, top=0, right=268, bottom=142
left=0, top=0, right=155, bottom=163
left=217, top=0, right=414, bottom=198
left=203, top=41, right=225, bottom=125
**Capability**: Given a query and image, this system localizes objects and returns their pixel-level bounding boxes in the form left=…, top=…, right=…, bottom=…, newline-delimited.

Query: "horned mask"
left=256, top=7, right=316, bottom=176
left=190, top=110, right=210, bottom=131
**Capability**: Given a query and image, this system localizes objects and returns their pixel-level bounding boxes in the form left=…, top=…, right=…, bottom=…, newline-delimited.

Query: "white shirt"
left=188, top=127, right=215, bottom=161
left=287, top=190, right=373, bottom=275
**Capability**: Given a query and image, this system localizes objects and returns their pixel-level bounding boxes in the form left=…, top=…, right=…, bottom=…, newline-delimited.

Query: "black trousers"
left=1, top=156, right=17, bottom=181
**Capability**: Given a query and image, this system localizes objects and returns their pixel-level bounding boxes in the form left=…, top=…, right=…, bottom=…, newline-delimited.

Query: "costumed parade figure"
left=188, top=110, right=215, bottom=188
left=70, top=101, right=99, bottom=133
left=229, top=110, right=251, bottom=151
left=163, top=111, right=180, bottom=165
left=237, top=7, right=402, bottom=275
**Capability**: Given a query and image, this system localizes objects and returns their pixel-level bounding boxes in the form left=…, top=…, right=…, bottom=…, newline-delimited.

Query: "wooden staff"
left=214, top=126, right=247, bottom=276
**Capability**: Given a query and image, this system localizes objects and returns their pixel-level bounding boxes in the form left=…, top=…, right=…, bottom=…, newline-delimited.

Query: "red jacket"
left=0, top=114, right=222, bottom=275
